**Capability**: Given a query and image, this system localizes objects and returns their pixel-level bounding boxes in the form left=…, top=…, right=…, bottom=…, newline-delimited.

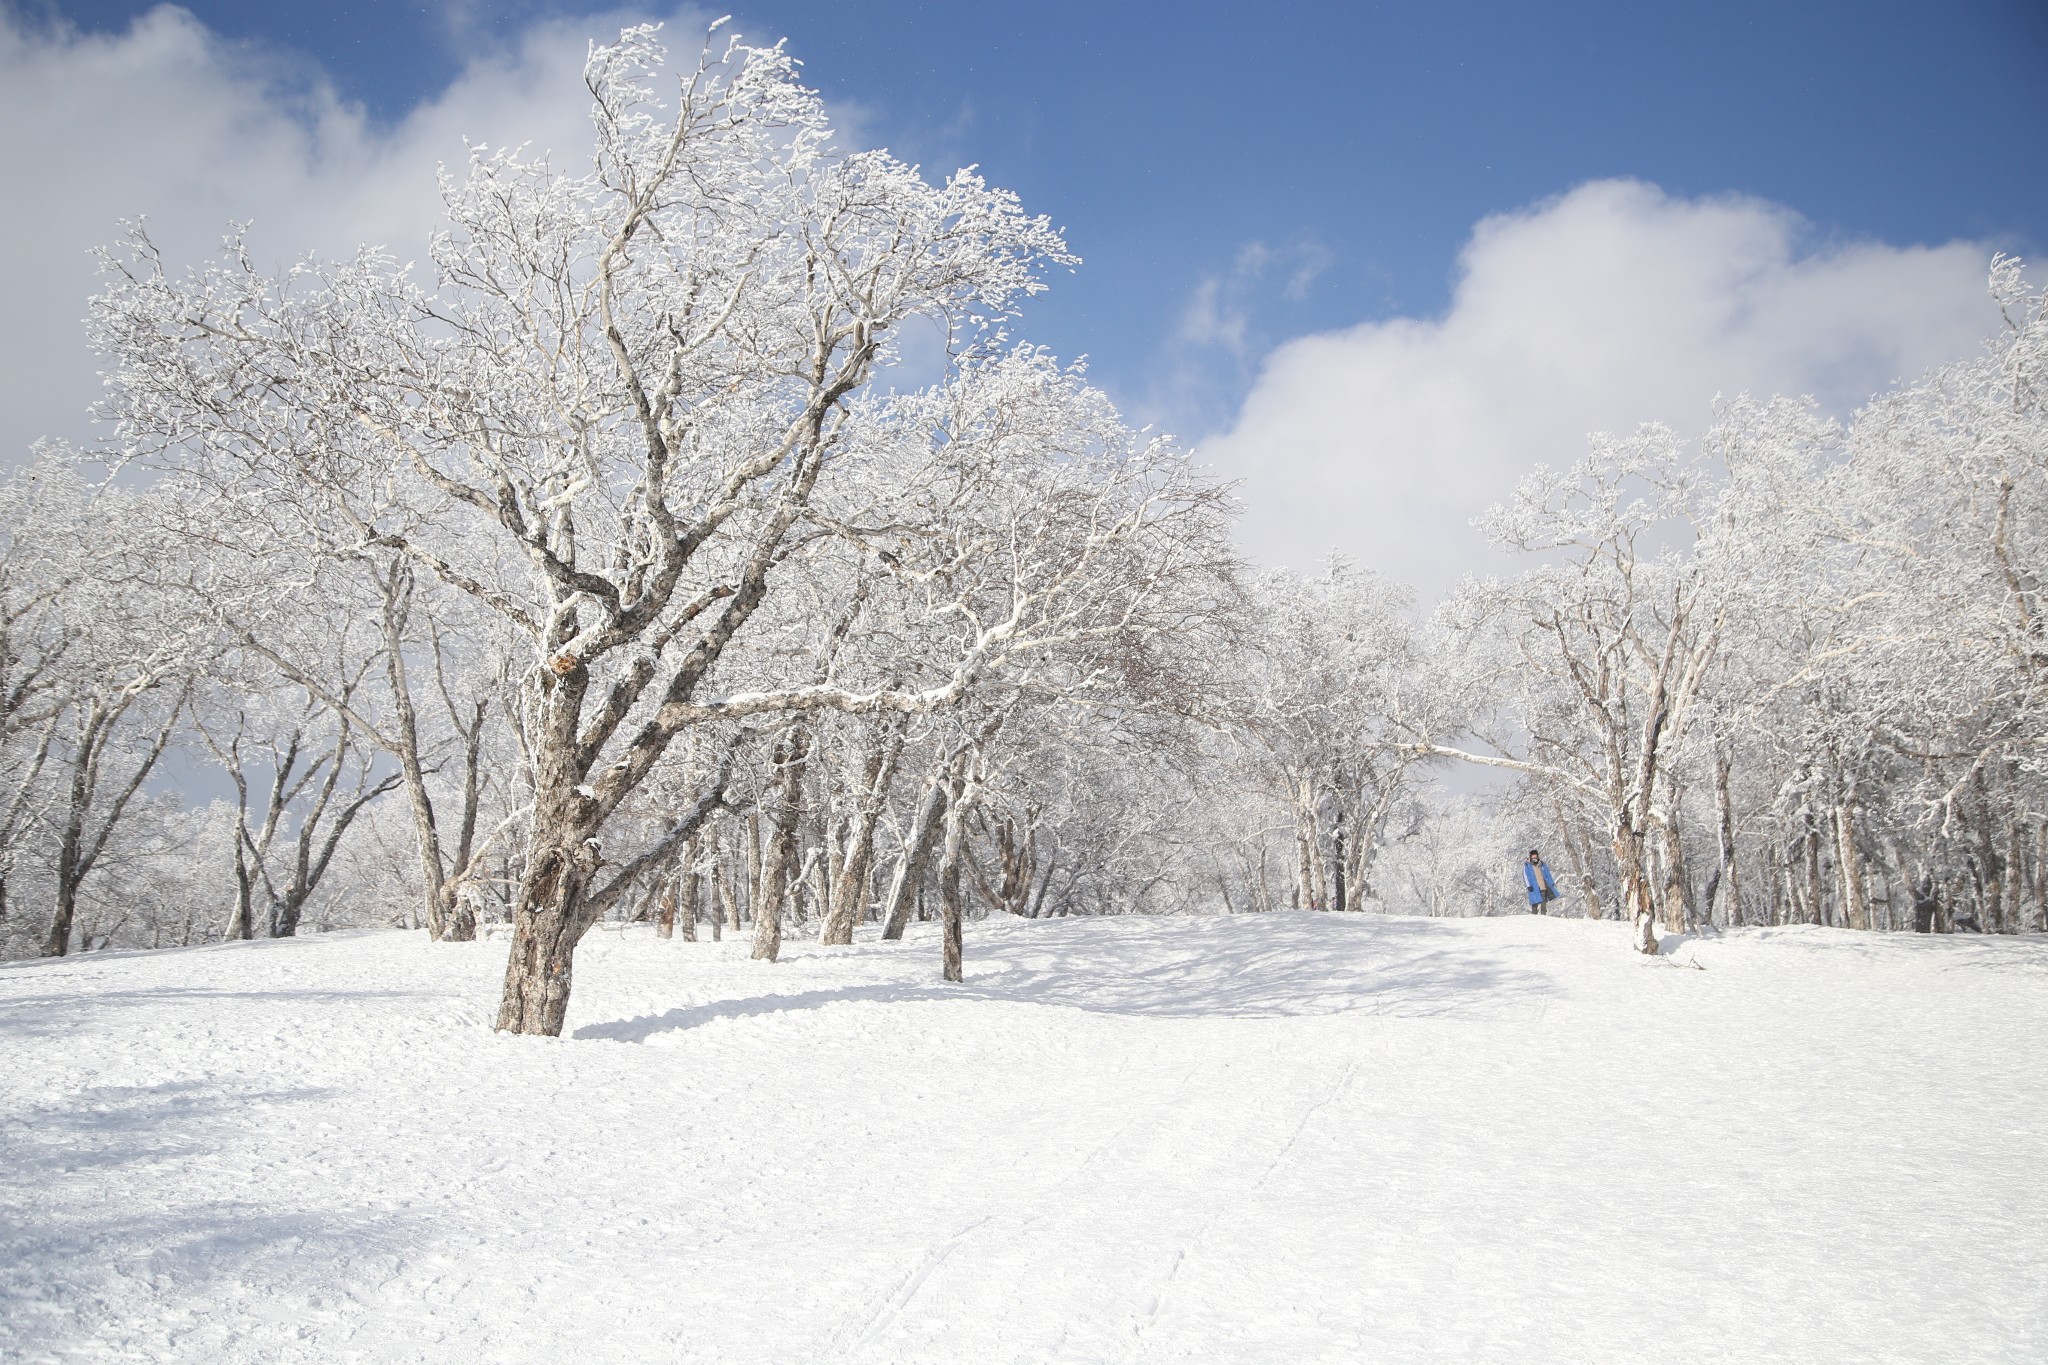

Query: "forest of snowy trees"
left=2, top=29, right=2044, bottom=1033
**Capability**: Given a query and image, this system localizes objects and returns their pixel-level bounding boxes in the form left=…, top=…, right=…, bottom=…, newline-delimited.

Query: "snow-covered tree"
left=91, top=26, right=1232, bottom=1027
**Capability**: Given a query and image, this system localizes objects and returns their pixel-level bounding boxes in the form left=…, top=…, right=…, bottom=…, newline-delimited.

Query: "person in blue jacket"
left=1523, top=849, right=1559, bottom=913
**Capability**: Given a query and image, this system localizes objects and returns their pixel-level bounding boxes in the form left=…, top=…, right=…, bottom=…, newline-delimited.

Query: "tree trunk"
left=751, top=732, right=805, bottom=963
left=1713, top=747, right=1742, bottom=928
left=226, top=843, right=257, bottom=943
left=43, top=692, right=182, bottom=957
left=380, top=569, right=475, bottom=944
left=42, top=873, right=79, bottom=958
left=1294, top=791, right=1317, bottom=911
left=1027, top=852, right=1060, bottom=920
left=1835, top=805, right=1869, bottom=932
left=656, top=878, right=679, bottom=939
left=1655, top=815, right=1692, bottom=934
left=1555, top=799, right=1604, bottom=921
left=495, top=812, right=603, bottom=1036
left=743, top=813, right=763, bottom=928
left=725, top=854, right=743, bottom=931
left=939, top=787, right=968, bottom=983
left=2034, top=820, right=2048, bottom=933
left=750, top=834, right=789, bottom=961
left=1908, top=863, right=1940, bottom=934
left=1331, top=808, right=1348, bottom=913
left=678, top=852, right=701, bottom=942
left=1612, top=821, right=1659, bottom=955
left=1802, top=818, right=1824, bottom=926
left=2002, top=809, right=2023, bottom=935
left=820, top=724, right=905, bottom=945
left=880, top=768, right=954, bottom=941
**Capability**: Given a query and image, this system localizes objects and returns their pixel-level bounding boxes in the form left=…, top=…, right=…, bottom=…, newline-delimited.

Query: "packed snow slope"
left=2, top=913, right=2043, bottom=1364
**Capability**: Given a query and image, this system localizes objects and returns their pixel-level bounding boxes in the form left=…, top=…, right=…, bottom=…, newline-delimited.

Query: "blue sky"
left=35, top=1, right=2047, bottom=390
left=6, top=0, right=2046, bottom=587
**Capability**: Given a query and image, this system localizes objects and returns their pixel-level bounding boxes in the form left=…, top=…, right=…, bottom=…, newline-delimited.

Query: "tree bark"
left=880, top=766, right=955, bottom=941
left=497, top=765, right=725, bottom=1035
left=496, top=803, right=604, bottom=1035
left=751, top=729, right=806, bottom=963
left=378, top=567, right=476, bottom=943
left=716, top=854, right=740, bottom=935
left=820, top=723, right=906, bottom=944
left=655, top=878, right=679, bottom=939
left=1712, top=747, right=1742, bottom=928
left=1803, top=817, right=1824, bottom=926
left=1331, top=807, right=1348, bottom=913
left=1835, top=805, right=1869, bottom=932
left=1655, top=814, right=1692, bottom=934
left=678, top=846, right=701, bottom=942
left=1612, top=821, right=1659, bottom=954
left=938, top=781, right=969, bottom=983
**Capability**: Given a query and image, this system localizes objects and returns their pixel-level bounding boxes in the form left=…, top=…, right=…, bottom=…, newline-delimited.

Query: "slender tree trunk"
left=43, top=867, right=80, bottom=958
left=380, top=569, right=474, bottom=943
left=2002, top=809, right=2023, bottom=935
left=2034, top=820, right=2048, bottom=933
left=1713, top=748, right=1742, bottom=928
left=805, top=842, right=829, bottom=930
left=1557, top=801, right=1604, bottom=921
left=821, top=725, right=904, bottom=945
left=1836, top=805, right=1869, bottom=932
left=1294, top=789, right=1316, bottom=911
left=743, top=813, right=763, bottom=928
left=751, top=731, right=805, bottom=963
left=1553, top=809, right=1595, bottom=921
left=226, top=842, right=257, bottom=943
left=656, top=878, right=679, bottom=939
left=678, top=846, right=701, bottom=942
left=1028, top=852, right=1060, bottom=920
left=1768, top=844, right=1786, bottom=927
left=1331, top=808, right=1348, bottom=913
left=881, top=768, right=954, bottom=941
left=718, top=852, right=740, bottom=934
left=1802, top=818, right=1824, bottom=926
left=1906, top=858, right=1940, bottom=934
left=43, top=692, right=182, bottom=957
left=938, top=785, right=969, bottom=983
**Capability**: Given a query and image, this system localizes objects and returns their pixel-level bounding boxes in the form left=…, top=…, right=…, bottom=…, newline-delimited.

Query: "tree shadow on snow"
left=0, top=986, right=447, bottom=1042
left=578, top=913, right=1552, bottom=1043
left=0, top=1079, right=346, bottom=1178
left=0, top=1198, right=436, bottom=1359
left=0, top=1079, right=436, bottom=1359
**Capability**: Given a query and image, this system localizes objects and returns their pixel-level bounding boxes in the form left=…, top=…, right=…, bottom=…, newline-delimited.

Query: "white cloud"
left=1172, top=240, right=1332, bottom=356
left=1199, top=179, right=2003, bottom=600
left=0, top=3, right=710, bottom=460
left=1175, top=274, right=1252, bottom=355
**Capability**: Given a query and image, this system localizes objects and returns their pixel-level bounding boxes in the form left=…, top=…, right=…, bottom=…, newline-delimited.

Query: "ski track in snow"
left=1, top=912, right=2044, bottom=1364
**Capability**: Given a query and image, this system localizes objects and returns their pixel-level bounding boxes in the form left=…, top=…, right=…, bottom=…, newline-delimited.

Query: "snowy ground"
left=2, top=912, right=2043, bottom=1364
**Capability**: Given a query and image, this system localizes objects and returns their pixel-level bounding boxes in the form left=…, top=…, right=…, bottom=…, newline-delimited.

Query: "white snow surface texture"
left=2, top=912, right=2043, bottom=1364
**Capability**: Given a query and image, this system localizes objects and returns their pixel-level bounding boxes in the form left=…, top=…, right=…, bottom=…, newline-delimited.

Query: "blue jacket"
left=1523, top=860, right=1558, bottom=904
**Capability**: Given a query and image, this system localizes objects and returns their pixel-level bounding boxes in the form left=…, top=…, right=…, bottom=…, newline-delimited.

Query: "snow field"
left=2, top=912, right=2044, bottom=1363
